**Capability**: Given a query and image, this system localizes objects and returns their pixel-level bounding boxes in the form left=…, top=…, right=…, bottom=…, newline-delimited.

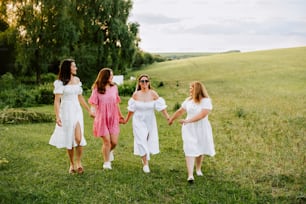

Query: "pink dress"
left=88, top=85, right=121, bottom=137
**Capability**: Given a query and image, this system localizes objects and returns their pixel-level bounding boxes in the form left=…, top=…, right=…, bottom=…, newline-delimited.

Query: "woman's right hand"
left=56, top=117, right=62, bottom=127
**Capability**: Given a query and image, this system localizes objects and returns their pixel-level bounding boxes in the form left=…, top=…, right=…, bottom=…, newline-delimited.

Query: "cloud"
left=162, top=19, right=306, bottom=36
left=130, top=0, right=306, bottom=52
left=131, top=13, right=181, bottom=25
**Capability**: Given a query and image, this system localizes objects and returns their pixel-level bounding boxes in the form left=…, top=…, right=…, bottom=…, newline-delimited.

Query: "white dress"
left=128, top=97, right=167, bottom=160
left=181, top=98, right=215, bottom=157
left=49, top=80, right=87, bottom=149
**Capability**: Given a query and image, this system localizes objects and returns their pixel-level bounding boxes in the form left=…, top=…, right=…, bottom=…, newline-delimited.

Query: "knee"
left=102, top=137, right=111, bottom=147
left=75, top=137, right=81, bottom=145
left=111, top=142, right=117, bottom=149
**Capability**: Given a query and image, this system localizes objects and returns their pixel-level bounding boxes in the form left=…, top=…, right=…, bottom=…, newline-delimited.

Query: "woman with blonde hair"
left=169, top=81, right=215, bottom=183
left=124, top=74, right=170, bottom=173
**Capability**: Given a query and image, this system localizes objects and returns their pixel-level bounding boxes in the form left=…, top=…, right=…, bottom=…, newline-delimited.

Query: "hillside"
left=132, top=46, right=306, bottom=103
left=0, top=47, right=305, bottom=203
left=130, top=46, right=306, bottom=200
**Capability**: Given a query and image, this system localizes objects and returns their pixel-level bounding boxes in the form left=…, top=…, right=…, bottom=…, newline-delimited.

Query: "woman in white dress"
left=169, top=81, right=215, bottom=183
left=49, top=59, right=93, bottom=174
left=124, top=74, right=170, bottom=173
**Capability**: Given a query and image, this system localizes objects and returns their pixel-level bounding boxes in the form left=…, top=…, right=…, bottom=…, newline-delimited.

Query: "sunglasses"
left=140, top=80, right=149, bottom=83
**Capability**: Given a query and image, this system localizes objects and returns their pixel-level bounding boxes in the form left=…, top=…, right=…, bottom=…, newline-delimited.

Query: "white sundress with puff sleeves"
left=181, top=98, right=215, bottom=157
left=128, top=97, right=167, bottom=160
left=49, top=80, right=87, bottom=149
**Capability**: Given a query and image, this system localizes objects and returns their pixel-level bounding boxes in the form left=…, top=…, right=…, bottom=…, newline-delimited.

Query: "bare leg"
left=109, top=133, right=119, bottom=161
left=142, top=155, right=150, bottom=173
left=195, top=155, right=203, bottom=176
left=142, top=155, right=148, bottom=166
left=67, top=149, right=75, bottom=173
left=185, top=156, right=195, bottom=181
left=101, top=135, right=112, bottom=169
left=74, top=122, right=83, bottom=171
left=102, top=135, right=111, bottom=162
left=110, top=133, right=119, bottom=151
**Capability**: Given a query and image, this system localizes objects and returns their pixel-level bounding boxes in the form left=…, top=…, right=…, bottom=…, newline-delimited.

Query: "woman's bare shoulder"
left=150, top=90, right=159, bottom=99
left=74, top=76, right=80, bottom=83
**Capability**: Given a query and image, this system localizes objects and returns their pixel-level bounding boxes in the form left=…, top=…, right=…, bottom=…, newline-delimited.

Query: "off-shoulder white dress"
left=128, top=98, right=167, bottom=160
left=181, top=98, right=215, bottom=157
left=49, top=80, right=87, bottom=149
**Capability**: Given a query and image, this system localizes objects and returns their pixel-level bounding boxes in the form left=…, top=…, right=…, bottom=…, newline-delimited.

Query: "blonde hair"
left=190, top=81, right=209, bottom=103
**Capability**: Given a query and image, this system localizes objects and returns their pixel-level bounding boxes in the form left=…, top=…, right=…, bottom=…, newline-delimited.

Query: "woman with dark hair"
left=124, top=74, right=170, bottom=173
left=169, top=81, right=215, bottom=183
left=88, top=68, right=124, bottom=170
left=49, top=59, right=93, bottom=174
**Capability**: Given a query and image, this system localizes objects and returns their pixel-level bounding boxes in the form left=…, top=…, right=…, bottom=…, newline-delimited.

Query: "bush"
left=35, top=83, right=54, bottom=105
left=173, top=102, right=181, bottom=111
left=41, top=73, right=57, bottom=83
left=235, top=107, right=247, bottom=118
left=0, top=72, right=15, bottom=89
left=118, top=81, right=136, bottom=96
left=157, top=81, right=164, bottom=88
left=0, top=83, right=54, bottom=109
left=0, top=108, right=53, bottom=124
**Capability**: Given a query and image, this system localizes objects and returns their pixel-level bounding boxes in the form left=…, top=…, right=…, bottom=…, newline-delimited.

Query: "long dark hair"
left=92, top=68, right=114, bottom=94
left=58, top=59, right=74, bottom=85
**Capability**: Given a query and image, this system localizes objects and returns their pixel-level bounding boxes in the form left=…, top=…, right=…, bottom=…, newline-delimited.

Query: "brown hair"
left=92, top=68, right=114, bottom=94
left=136, top=74, right=151, bottom=91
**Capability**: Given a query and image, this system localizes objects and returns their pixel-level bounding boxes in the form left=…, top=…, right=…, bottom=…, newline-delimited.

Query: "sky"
left=128, top=0, right=306, bottom=52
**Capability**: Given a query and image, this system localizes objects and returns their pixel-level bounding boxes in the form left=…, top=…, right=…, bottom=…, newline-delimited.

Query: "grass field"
left=1, top=47, right=305, bottom=203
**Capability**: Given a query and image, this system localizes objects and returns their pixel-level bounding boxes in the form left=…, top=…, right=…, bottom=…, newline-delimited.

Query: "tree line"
left=0, top=0, right=165, bottom=85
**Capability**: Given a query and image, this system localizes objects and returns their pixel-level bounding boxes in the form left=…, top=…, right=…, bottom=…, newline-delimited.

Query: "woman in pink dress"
left=89, top=68, right=124, bottom=170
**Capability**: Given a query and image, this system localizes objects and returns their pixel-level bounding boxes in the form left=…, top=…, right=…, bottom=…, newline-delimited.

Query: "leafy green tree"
left=0, top=18, right=17, bottom=75
left=0, top=0, right=139, bottom=84
left=74, top=0, right=139, bottom=76
left=15, top=0, right=80, bottom=83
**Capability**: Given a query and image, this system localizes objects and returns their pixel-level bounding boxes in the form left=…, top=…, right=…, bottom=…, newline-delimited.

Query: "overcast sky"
left=128, top=0, right=306, bottom=52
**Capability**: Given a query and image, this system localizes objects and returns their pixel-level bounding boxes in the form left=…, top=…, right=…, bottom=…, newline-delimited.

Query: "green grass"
left=1, top=47, right=306, bottom=203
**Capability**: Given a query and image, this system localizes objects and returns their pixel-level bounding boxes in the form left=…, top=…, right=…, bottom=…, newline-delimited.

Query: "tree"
left=74, top=0, right=139, bottom=75
left=0, top=0, right=140, bottom=84
left=15, top=0, right=80, bottom=83
left=0, top=19, right=17, bottom=75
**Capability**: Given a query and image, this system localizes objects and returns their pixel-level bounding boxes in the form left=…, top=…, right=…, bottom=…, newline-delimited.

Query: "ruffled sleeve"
left=88, top=88, right=98, bottom=105
left=181, top=99, right=189, bottom=110
left=127, top=98, right=136, bottom=112
left=200, top=98, right=212, bottom=110
left=53, top=80, right=64, bottom=94
left=78, top=82, right=83, bottom=95
left=154, top=97, right=167, bottom=111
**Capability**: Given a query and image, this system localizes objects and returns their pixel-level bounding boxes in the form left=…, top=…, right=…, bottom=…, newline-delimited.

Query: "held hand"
left=56, top=118, right=62, bottom=127
left=123, top=117, right=129, bottom=124
left=179, top=119, right=188, bottom=125
left=90, top=107, right=96, bottom=118
left=168, top=118, right=173, bottom=125
left=89, top=111, right=95, bottom=118
left=119, top=116, right=126, bottom=124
